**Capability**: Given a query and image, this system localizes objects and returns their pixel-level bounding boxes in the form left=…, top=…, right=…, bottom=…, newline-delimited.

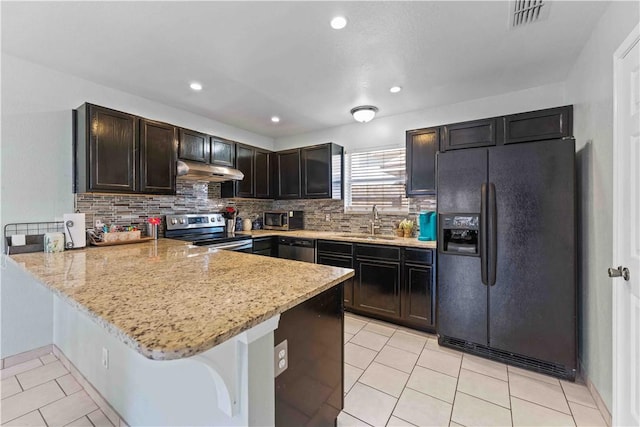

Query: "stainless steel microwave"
left=263, top=211, right=304, bottom=231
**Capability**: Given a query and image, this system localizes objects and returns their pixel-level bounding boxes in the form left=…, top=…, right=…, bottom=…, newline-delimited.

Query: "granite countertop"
left=240, top=230, right=437, bottom=249
left=9, top=239, right=354, bottom=361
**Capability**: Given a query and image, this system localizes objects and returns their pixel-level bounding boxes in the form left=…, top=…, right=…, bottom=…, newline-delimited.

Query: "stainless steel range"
left=164, top=213, right=253, bottom=252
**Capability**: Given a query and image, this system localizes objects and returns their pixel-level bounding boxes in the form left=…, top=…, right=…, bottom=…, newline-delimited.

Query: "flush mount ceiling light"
left=189, top=82, right=203, bottom=91
left=350, top=105, right=379, bottom=123
left=389, top=86, right=402, bottom=93
left=271, top=116, right=280, bottom=123
left=330, top=16, right=348, bottom=30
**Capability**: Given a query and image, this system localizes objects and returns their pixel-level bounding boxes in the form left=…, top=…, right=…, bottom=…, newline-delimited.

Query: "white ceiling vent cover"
left=510, top=0, right=550, bottom=28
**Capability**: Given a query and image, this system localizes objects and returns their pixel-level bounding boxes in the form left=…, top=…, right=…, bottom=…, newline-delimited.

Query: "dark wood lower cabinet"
left=317, top=253, right=354, bottom=308
left=252, top=236, right=276, bottom=257
left=275, top=284, right=343, bottom=427
left=323, top=241, right=436, bottom=332
left=401, top=262, right=434, bottom=329
left=354, top=259, right=401, bottom=318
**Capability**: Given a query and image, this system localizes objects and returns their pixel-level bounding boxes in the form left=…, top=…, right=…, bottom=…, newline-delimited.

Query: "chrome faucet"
left=370, top=205, right=381, bottom=235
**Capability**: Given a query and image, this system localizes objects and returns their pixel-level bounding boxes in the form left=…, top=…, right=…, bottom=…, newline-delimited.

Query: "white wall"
left=0, top=53, right=274, bottom=226
left=0, top=257, right=53, bottom=358
left=274, top=82, right=567, bottom=152
left=565, top=1, right=639, bottom=412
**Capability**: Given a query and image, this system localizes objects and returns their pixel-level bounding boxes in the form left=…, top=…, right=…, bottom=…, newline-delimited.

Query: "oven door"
left=205, top=240, right=253, bottom=253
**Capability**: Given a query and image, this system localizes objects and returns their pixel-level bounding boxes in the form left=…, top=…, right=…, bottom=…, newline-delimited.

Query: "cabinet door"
left=235, top=144, right=255, bottom=197
left=503, top=106, right=572, bottom=144
left=406, top=127, right=439, bottom=196
left=139, top=119, right=176, bottom=194
left=317, top=253, right=354, bottom=308
left=402, top=263, right=434, bottom=329
left=255, top=149, right=272, bottom=198
left=301, top=144, right=331, bottom=198
left=442, top=118, right=497, bottom=151
left=354, top=258, right=401, bottom=319
left=211, top=138, right=235, bottom=167
left=178, top=128, right=210, bottom=163
left=277, top=149, right=301, bottom=199
left=89, top=105, right=138, bottom=192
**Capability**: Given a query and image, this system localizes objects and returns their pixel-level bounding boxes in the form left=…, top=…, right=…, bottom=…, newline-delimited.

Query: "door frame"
left=612, top=23, right=640, bottom=426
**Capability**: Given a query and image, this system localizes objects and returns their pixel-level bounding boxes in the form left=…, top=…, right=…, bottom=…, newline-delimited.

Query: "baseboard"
left=52, top=345, right=129, bottom=427
left=578, top=359, right=612, bottom=427
left=1, top=344, right=53, bottom=369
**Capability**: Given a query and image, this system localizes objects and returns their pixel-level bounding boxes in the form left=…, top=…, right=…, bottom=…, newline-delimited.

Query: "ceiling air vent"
left=510, top=0, right=550, bottom=28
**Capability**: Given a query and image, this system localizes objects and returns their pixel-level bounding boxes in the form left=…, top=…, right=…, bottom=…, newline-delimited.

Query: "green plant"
left=399, top=219, right=414, bottom=231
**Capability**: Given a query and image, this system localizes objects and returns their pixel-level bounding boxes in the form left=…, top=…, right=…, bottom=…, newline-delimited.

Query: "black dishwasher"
left=277, top=237, right=316, bottom=263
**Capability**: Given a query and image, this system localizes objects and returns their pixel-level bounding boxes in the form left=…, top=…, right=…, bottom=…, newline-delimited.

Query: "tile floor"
left=339, top=313, right=609, bottom=427
left=1, top=352, right=114, bottom=426
left=0, top=316, right=609, bottom=427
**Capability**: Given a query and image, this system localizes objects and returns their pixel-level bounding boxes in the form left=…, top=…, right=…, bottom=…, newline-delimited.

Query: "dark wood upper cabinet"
left=235, top=144, right=255, bottom=198
left=406, top=127, right=439, bottom=197
left=254, top=149, right=273, bottom=199
left=75, top=104, right=178, bottom=195
left=301, top=143, right=343, bottom=199
left=75, top=104, right=138, bottom=193
left=139, top=119, right=177, bottom=195
left=442, top=118, right=497, bottom=151
left=178, top=128, right=210, bottom=163
left=503, top=105, right=573, bottom=144
left=211, top=138, right=235, bottom=167
left=276, top=149, right=302, bottom=199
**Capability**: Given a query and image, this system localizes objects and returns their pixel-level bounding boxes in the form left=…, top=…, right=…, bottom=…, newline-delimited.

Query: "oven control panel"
left=165, top=213, right=226, bottom=230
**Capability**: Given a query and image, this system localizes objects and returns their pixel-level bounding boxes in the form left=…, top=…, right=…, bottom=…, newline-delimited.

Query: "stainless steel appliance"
left=164, top=213, right=252, bottom=252
left=263, top=211, right=304, bottom=231
left=176, top=160, right=244, bottom=183
left=277, top=237, right=315, bottom=263
left=437, top=138, right=576, bottom=380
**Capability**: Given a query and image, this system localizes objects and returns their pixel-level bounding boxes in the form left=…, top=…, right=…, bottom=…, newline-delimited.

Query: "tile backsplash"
left=76, top=182, right=435, bottom=236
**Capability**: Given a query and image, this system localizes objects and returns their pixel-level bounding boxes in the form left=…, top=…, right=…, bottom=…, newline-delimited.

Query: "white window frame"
left=344, top=146, right=409, bottom=215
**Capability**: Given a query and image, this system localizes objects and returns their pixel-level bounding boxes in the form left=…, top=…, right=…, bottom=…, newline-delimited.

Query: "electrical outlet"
left=274, top=340, right=288, bottom=377
left=101, top=348, right=109, bottom=369
left=325, top=214, right=331, bottom=222
left=95, top=219, right=103, bottom=229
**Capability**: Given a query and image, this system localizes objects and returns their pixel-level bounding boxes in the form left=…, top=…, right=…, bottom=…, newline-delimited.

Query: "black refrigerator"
left=436, top=138, right=576, bottom=380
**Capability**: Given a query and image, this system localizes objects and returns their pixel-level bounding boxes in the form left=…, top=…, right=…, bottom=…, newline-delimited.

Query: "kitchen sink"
left=338, top=233, right=398, bottom=241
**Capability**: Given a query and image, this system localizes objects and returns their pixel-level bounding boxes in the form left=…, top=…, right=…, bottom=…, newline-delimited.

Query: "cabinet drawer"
left=318, top=240, right=353, bottom=256
left=355, top=244, right=401, bottom=261
left=442, top=118, right=497, bottom=151
left=404, top=248, right=433, bottom=265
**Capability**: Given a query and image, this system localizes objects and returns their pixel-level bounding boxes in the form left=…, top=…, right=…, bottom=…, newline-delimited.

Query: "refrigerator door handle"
left=488, top=182, right=497, bottom=286
left=480, top=183, right=488, bottom=286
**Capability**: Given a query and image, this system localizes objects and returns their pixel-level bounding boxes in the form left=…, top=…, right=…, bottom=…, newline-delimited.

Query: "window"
left=344, top=147, right=409, bottom=213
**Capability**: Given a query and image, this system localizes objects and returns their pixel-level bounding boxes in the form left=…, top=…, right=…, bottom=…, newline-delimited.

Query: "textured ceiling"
left=1, top=1, right=609, bottom=137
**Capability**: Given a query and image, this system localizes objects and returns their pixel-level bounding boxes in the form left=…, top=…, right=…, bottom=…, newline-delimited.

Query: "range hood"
left=176, top=160, right=244, bottom=182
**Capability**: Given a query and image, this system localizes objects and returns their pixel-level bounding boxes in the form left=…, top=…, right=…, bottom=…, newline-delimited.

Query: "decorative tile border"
left=76, top=181, right=436, bottom=236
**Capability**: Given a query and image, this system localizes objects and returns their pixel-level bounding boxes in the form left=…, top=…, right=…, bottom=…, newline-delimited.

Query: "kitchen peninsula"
left=7, top=239, right=353, bottom=426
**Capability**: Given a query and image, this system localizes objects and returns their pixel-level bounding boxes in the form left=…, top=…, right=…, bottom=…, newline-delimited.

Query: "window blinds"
left=345, top=147, right=409, bottom=213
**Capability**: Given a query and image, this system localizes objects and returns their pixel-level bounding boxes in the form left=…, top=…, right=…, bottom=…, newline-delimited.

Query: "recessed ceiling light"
left=330, top=16, right=347, bottom=30
left=390, top=86, right=402, bottom=93
left=189, top=82, right=203, bottom=91
left=271, top=116, right=280, bottom=123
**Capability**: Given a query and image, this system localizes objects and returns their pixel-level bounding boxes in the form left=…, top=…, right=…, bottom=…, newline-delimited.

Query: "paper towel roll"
left=63, top=213, right=86, bottom=249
